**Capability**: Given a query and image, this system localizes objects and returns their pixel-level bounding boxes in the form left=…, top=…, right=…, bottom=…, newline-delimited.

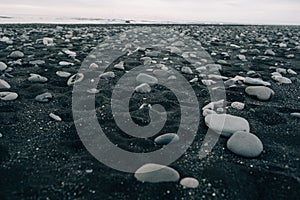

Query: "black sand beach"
left=0, top=24, right=299, bottom=199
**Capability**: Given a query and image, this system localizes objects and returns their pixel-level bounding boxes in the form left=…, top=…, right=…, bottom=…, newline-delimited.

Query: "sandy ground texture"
left=0, top=24, right=300, bottom=199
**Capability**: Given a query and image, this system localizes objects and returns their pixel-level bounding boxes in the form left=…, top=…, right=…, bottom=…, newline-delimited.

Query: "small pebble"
left=0, top=92, right=18, bottom=101
left=231, top=102, right=245, bottom=110
left=49, top=113, right=62, bottom=121
left=135, top=83, right=151, bottom=93
left=180, top=177, right=199, bottom=189
left=134, top=163, right=180, bottom=183
left=154, top=133, right=179, bottom=145
left=0, top=79, right=11, bottom=89
left=0, top=62, right=7, bottom=71
left=35, top=92, right=52, bottom=103
left=67, top=73, right=84, bottom=86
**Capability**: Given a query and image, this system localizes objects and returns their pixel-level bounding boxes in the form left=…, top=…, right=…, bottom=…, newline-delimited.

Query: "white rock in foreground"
left=205, top=114, right=250, bottom=137
left=134, top=164, right=180, bottom=183
left=227, top=131, right=263, bottom=158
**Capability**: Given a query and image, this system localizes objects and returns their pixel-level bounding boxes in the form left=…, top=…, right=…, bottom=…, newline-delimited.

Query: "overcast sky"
left=0, top=0, right=299, bottom=24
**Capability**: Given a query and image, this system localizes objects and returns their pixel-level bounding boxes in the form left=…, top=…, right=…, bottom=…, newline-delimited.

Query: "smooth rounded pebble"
left=0, top=92, right=18, bottom=101
left=227, top=131, right=263, bottom=158
left=0, top=62, right=7, bottom=71
left=56, top=71, right=71, bottom=78
left=244, top=77, right=270, bottom=86
left=28, top=73, right=48, bottom=83
left=264, top=49, right=275, bottom=56
left=59, top=61, right=74, bottom=66
left=49, top=113, right=62, bottom=121
left=9, top=50, right=24, bottom=58
left=136, top=73, right=158, bottom=86
left=180, top=177, right=199, bottom=189
left=0, top=79, right=11, bottom=89
left=231, top=102, right=245, bottom=110
left=67, top=73, right=84, bottom=86
left=134, top=164, right=180, bottom=183
left=205, top=114, right=250, bottom=137
left=245, top=86, right=275, bottom=101
left=287, top=69, right=297, bottom=75
left=272, top=76, right=292, bottom=84
left=154, top=133, right=179, bottom=145
left=135, top=83, right=151, bottom=93
left=35, top=92, right=53, bottom=103
left=114, top=61, right=125, bottom=70
left=99, top=71, right=115, bottom=79
left=181, top=66, right=193, bottom=74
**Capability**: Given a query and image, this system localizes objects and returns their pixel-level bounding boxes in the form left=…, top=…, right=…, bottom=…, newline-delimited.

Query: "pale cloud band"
left=0, top=0, right=299, bottom=24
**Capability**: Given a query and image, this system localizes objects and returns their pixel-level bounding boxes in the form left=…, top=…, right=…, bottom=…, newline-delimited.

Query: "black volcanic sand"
left=0, top=24, right=300, bottom=199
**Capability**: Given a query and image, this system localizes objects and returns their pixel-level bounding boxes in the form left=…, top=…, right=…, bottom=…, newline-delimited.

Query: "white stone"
left=276, top=68, right=287, bottom=74
left=205, top=114, right=250, bottom=137
left=56, top=71, right=71, bottom=78
left=135, top=83, right=151, bottom=93
left=62, top=49, right=76, bottom=57
left=49, top=113, right=62, bottom=121
left=227, top=131, right=263, bottom=158
left=67, top=73, right=84, bottom=86
left=244, top=77, right=271, bottom=86
left=245, top=86, right=275, bottom=101
left=28, top=73, right=48, bottom=83
left=9, top=51, right=24, bottom=58
left=0, top=92, right=18, bottom=101
left=134, top=164, right=180, bottom=183
left=99, top=72, right=115, bottom=79
left=0, top=62, right=7, bottom=71
left=59, top=61, right=74, bottom=66
left=189, top=78, right=198, bottom=83
left=272, top=76, right=292, bottom=84
left=43, top=37, right=54, bottom=46
left=287, top=69, right=297, bottom=75
left=231, top=102, right=245, bottom=110
left=0, top=79, right=11, bottom=89
left=181, top=66, right=193, bottom=74
left=114, top=61, right=125, bottom=70
left=180, top=177, right=199, bottom=189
